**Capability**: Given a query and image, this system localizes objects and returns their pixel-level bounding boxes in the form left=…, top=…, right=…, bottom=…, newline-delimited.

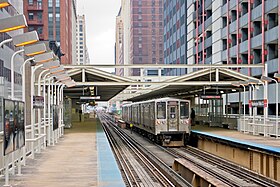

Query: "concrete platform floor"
left=192, top=125, right=280, bottom=149
left=2, top=119, right=124, bottom=187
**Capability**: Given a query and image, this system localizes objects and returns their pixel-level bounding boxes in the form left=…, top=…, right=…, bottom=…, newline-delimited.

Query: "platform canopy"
left=64, top=68, right=136, bottom=101
left=126, top=67, right=261, bottom=102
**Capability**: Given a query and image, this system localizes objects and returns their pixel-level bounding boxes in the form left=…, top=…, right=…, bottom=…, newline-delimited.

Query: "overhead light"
left=43, top=60, right=60, bottom=69
left=274, top=73, right=280, bottom=79
left=50, top=66, right=64, bottom=74
left=220, top=91, right=224, bottom=94
left=232, top=89, right=236, bottom=92
left=0, top=14, right=27, bottom=33
left=57, top=77, right=71, bottom=82
left=247, top=79, right=259, bottom=85
left=0, top=0, right=11, bottom=8
left=25, top=43, right=47, bottom=56
left=239, top=81, right=249, bottom=86
left=34, top=52, right=54, bottom=63
left=51, top=70, right=65, bottom=76
left=261, top=76, right=274, bottom=83
left=12, top=30, right=39, bottom=46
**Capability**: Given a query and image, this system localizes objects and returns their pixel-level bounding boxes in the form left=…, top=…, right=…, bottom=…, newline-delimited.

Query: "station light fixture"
left=12, top=31, right=39, bottom=47
left=34, top=52, right=54, bottom=64
left=239, top=81, right=249, bottom=86
left=0, top=0, right=11, bottom=8
left=57, top=76, right=71, bottom=82
left=55, top=73, right=69, bottom=80
left=42, top=60, right=60, bottom=69
left=0, top=14, right=27, bottom=33
left=247, top=79, right=259, bottom=85
left=51, top=70, right=65, bottom=76
left=50, top=66, right=64, bottom=74
left=25, top=43, right=47, bottom=56
left=231, top=82, right=241, bottom=87
left=274, top=73, right=280, bottom=79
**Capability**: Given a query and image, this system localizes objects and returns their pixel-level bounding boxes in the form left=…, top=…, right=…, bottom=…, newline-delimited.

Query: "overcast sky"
left=77, top=0, right=121, bottom=67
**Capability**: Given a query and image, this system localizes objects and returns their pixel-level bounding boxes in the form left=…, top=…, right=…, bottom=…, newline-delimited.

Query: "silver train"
left=122, top=98, right=191, bottom=146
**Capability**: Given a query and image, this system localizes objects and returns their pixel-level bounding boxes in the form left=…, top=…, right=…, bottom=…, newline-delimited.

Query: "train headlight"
left=156, top=120, right=160, bottom=125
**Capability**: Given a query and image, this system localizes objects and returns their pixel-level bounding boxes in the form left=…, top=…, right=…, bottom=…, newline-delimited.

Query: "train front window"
left=180, top=102, right=189, bottom=119
left=157, top=102, right=166, bottom=119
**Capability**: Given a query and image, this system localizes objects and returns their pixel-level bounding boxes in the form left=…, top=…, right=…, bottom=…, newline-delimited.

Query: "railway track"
left=101, top=113, right=280, bottom=186
left=99, top=114, right=191, bottom=187
left=178, top=146, right=280, bottom=187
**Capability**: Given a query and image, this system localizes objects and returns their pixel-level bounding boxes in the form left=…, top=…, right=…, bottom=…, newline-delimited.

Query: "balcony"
left=267, top=59, right=278, bottom=74
left=27, top=3, right=43, bottom=11
left=27, top=19, right=43, bottom=26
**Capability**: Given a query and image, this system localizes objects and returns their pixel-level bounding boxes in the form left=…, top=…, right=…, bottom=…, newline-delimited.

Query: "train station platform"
left=191, top=125, right=280, bottom=154
left=2, top=118, right=125, bottom=187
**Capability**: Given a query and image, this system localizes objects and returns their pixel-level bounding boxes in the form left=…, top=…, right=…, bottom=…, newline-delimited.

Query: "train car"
left=122, top=98, right=191, bottom=146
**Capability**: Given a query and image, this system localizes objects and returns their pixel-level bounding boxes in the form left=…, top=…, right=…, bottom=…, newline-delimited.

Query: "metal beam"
left=75, top=81, right=246, bottom=86
left=64, top=64, right=264, bottom=69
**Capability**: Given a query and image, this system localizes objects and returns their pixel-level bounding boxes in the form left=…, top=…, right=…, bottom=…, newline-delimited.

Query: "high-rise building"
left=24, top=0, right=76, bottom=64
left=76, top=15, right=89, bottom=65
left=164, top=0, right=280, bottom=115
left=72, top=0, right=77, bottom=65
left=163, top=0, right=188, bottom=76
left=129, top=0, right=164, bottom=76
left=115, top=8, right=124, bottom=76
left=117, top=0, right=164, bottom=77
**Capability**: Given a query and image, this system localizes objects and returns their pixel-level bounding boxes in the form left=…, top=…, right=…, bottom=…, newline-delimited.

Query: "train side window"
left=180, top=102, right=189, bottom=119
left=157, top=102, right=166, bottom=119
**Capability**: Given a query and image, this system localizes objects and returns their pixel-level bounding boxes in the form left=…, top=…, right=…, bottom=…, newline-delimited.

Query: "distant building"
left=76, top=15, right=89, bottom=65
left=115, top=8, right=124, bottom=76
left=163, top=0, right=188, bottom=76
left=23, top=0, right=76, bottom=64
left=164, top=0, right=280, bottom=115
left=116, top=0, right=164, bottom=77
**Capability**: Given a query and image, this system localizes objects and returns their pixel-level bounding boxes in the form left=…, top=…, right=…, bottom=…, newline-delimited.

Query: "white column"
left=37, top=70, right=48, bottom=153
left=11, top=49, right=24, bottom=99
left=30, top=65, right=43, bottom=159
left=42, top=73, right=50, bottom=148
left=47, top=77, right=52, bottom=146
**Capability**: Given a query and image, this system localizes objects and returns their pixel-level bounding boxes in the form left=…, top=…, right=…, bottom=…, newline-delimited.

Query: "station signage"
left=200, top=95, right=221, bottom=99
left=80, top=96, right=101, bottom=100
left=249, top=99, right=268, bottom=108
left=33, top=96, right=44, bottom=108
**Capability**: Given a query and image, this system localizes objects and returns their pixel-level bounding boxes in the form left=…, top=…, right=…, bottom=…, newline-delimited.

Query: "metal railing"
left=238, top=116, right=280, bottom=138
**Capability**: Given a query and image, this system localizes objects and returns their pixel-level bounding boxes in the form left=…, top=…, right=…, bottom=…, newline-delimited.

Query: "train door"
left=167, top=101, right=178, bottom=131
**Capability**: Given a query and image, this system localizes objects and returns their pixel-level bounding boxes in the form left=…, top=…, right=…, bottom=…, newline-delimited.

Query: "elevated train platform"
left=191, top=125, right=280, bottom=181
left=191, top=125, right=280, bottom=154
left=0, top=118, right=125, bottom=187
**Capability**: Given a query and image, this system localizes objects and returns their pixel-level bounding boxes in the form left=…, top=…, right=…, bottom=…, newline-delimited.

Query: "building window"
left=79, top=25, right=83, bottom=32
left=48, top=0, right=52, bottom=7
left=28, top=13, right=34, bottom=20
left=28, top=26, right=34, bottom=32
left=37, top=26, right=43, bottom=34
left=56, top=0, right=60, bottom=7
left=48, top=13, right=53, bottom=21
left=56, top=13, right=60, bottom=21
left=28, top=0, right=33, bottom=5
left=37, top=12, right=42, bottom=21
